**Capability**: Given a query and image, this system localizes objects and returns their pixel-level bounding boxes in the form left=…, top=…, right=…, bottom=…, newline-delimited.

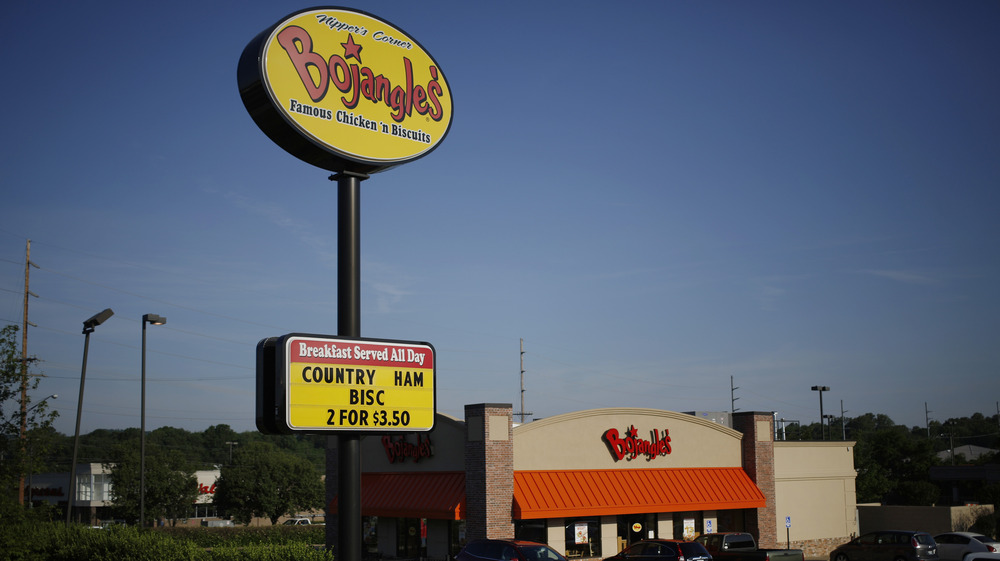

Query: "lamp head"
left=83, top=308, right=115, bottom=333
left=143, top=314, right=167, bottom=325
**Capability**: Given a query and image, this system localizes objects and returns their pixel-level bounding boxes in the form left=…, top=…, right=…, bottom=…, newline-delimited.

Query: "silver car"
left=933, top=532, right=998, bottom=561
left=830, top=531, right=938, bottom=561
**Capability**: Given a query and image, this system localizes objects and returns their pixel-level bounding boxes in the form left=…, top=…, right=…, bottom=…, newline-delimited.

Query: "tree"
left=105, top=439, right=199, bottom=526
left=849, top=413, right=941, bottom=505
left=213, top=441, right=324, bottom=525
left=0, top=324, right=58, bottom=511
left=201, top=424, right=240, bottom=466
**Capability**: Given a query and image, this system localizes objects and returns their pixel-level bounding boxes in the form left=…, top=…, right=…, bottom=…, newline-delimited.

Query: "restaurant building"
left=329, top=404, right=858, bottom=560
left=28, top=464, right=222, bottom=525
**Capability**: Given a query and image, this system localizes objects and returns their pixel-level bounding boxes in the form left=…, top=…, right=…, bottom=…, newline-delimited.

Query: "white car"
left=963, top=554, right=1000, bottom=561
left=934, top=532, right=998, bottom=561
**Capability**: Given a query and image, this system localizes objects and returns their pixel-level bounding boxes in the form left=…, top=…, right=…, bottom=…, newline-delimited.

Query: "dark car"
left=830, top=531, right=938, bottom=561
left=933, top=532, right=999, bottom=561
left=457, top=539, right=568, bottom=561
left=604, top=539, right=713, bottom=561
left=696, top=532, right=803, bottom=561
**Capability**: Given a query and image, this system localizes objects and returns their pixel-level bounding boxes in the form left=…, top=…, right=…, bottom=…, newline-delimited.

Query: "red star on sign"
left=626, top=425, right=638, bottom=440
left=341, top=33, right=363, bottom=63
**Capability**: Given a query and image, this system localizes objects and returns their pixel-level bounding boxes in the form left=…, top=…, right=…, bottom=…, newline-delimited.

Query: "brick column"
left=732, top=412, right=776, bottom=548
left=465, top=403, right=514, bottom=540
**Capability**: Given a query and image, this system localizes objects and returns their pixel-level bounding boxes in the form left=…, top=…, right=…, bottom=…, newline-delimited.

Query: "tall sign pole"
left=337, top=170, right=364, bottom=561
left=240, top=7, right=452, bottom=556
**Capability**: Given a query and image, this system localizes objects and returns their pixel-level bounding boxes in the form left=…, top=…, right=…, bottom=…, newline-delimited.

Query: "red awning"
left=330, top=471, right=466, bottom=520
left=513, top=467, right=765, bottom=519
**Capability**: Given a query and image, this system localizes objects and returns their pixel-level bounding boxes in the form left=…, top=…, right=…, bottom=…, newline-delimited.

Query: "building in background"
left=29, top=464, right=222, bottom=526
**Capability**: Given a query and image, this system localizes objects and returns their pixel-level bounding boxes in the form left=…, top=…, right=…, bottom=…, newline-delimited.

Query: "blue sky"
left=1, top=1, right=998, bottom=437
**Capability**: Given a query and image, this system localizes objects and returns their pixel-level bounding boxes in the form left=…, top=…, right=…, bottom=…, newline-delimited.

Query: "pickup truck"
left=695, top=532, right=804, bottom=561
left=282, top=517, right=324, bottom=526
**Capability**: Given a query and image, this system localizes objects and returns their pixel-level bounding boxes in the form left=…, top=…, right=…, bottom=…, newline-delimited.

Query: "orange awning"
left=514, top=467, right=765, bottom=519
left=329, top=471, right=466, bottom=520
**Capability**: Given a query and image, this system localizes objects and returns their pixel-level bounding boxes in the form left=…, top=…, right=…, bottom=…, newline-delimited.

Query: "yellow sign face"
left=258, top=7, right=453, bottom=168
left=285, top=335, right=435, bottom=432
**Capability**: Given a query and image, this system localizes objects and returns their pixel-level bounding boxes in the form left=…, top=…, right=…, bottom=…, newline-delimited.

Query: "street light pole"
left=225, top=441, right=238, bottom=465
left=68, top=308, right=113, bottom=525
left=141, top=313, right=166, bottom=528
left=811, top=385, right=830, bottom=440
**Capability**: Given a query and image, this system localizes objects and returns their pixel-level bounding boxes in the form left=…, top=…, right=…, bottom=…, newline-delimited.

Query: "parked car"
left=963, top=554, right=1000, bottom=561
left=830, top=531, right=938, bottom=561
left=604, top=539, right=713, bottom=561
left=934, top=532, right=998, bottom=561
left=457, top=539, right=568, bottom=561
left=695, top=532, right=804, bottom=561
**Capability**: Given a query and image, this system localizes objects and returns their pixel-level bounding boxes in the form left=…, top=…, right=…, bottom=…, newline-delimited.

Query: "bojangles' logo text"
left=603, top=425, right=672, bottom=462
left=276, top=27, right=445, bottom=124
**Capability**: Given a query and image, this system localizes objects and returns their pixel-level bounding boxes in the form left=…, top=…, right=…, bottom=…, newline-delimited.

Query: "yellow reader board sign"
left=284, top=335, right=435, bottom=432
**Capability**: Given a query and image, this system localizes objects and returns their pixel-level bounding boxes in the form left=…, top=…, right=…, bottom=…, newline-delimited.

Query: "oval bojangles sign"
left=239, top=7, right=453, bottom=173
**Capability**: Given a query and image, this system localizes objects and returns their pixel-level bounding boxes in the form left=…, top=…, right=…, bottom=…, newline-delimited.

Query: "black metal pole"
left=819, top=392, right=825, bottom=440
left=140, top=320, right=147, bottom=528
left=67, top=330, right=91, bottom=525
left=333, top=170, right=366, bottom=559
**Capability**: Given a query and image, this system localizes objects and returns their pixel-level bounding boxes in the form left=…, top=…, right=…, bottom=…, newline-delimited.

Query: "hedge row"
left=158, top=524, right=327, bottom=547
left=2, top=522, right=333, bottom=561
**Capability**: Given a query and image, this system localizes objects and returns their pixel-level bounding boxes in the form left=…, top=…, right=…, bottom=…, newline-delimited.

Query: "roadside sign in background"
left=257, top=334, right=435, bottom=434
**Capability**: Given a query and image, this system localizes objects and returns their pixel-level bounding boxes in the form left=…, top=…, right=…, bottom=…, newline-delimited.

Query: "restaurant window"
left=516, top=520, right=547, bottom=544
left=76, top=474, right=92, bottom=501
left=672, top=512, right=702, bottom=540
left=450, top=520, right=466, bottom=558
left=397, top=518, right=425, bottom=559
left=717, top=509, right=747, bottom=533
left=363, top=516, right=378, bottom=555
left=191, top=504, right=218, bottom=518
left=618, top=513, right=657, bottom=549
left=564, top=518, right=601, bottom=559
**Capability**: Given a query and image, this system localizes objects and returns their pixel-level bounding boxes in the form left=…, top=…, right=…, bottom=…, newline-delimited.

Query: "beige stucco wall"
left=774, top=441, right=858, bottom=542
left=513, top=408, right=743, bottom=471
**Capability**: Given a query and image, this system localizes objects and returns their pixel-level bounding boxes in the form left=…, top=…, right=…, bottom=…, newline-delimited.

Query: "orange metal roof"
left=329, top=471, right=466, bottom=520
left=513, top=467, right=766, bottom=519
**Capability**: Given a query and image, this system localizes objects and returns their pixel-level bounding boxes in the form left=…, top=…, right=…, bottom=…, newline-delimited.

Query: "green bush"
left=0, top=522, right=332, bottom=561
left=159, top=525, right=326, bottom=547
left=204, top=543, right=332, bottom=561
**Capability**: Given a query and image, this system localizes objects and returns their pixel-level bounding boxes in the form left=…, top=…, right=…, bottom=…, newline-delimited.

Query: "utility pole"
left=730, top=376, right=740, bottom=415
left=515, top=338, right=532, bottom=423
left=925, top=402, right=932, bottom=438
left=18, top=239, right=39, bottom=505
left=811, top=386, right=830, bottom=440
left=840, top=400, right=848, bottom=440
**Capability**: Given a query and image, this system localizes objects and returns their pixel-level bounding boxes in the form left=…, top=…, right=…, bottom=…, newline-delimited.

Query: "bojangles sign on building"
left=238, top=7, right=453, bottom=174
left=603, top=424, right=672, bottom=462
